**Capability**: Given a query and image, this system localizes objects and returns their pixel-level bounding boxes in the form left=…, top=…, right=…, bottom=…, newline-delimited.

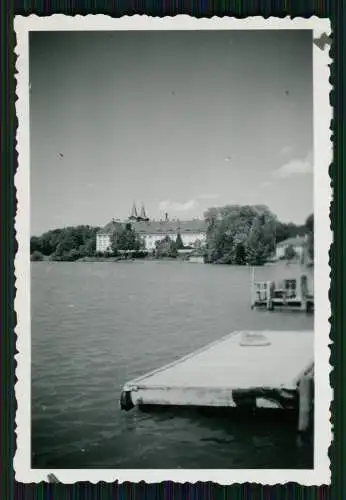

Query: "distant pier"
left=250, top=262, right=314, bottom=313
left=251, top=280, right=314, bottom=313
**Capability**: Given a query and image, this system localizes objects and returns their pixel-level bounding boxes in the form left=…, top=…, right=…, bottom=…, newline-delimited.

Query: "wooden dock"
left=250, top=262, right=314, bottom=313
left=120, top=330, right=314, bottom=416
left=251, top=281, right=314, bottom=312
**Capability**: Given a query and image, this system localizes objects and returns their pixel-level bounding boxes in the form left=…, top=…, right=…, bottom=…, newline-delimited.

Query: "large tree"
left=245, top=215, right=274, bottom=266
left=30, top=225, right=100, bottom=261
left=204, top=204, right=277, bottom=265
left=274, top=221, right=306, bottom=244
left=175, top=232, right=184, bottom=249
left=155, top=236, right=178, bottom=259
left=111, top=223, right=142, bottom=254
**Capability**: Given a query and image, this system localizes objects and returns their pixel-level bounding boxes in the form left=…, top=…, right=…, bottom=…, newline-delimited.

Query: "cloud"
left=279, top=145, right=294, bottom=156
left=197, top=193, right=220, bottom=200
left=158, top=199, right=199, bottom=213
left=273, top=151, right=313, bottom=179
left=158, top=194, right=220, bottom=214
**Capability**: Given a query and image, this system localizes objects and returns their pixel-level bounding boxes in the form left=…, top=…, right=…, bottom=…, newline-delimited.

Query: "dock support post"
left=120, top=390, right=135, bottom=411
left=297, top=374, right=314, bottom=438
left=267, top=281, right=274, bottom=311
left=300, top=296, right=306, bottom=312
left=250, top=267, right=256, bottom=310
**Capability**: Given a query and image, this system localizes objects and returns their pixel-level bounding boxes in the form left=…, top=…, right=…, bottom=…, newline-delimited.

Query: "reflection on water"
left=31, top=261, right=313, bottom=468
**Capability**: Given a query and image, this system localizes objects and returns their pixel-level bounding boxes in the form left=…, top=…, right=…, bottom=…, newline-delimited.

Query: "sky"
left=30, top=30, right=313, bottom=236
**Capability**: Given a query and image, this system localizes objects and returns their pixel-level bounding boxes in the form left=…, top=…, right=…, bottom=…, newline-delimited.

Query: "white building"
left=135, top=220, right=206, bottom=250
left=96, top=204, right=207, bottom=253
left=275, top=235, right=308, bottom=260
left=96, top=220, right=124, bottom=253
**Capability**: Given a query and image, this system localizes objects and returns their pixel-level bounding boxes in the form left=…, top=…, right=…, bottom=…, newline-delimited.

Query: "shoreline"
left=30, top=255, right=310, bottom=266
left=31, top=255, right=189, bottom=263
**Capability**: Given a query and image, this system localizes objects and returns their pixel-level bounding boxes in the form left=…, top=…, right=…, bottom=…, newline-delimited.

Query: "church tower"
left=139, top=203, right=148, bottom=221
left=129, top=201, right=138, bottom=220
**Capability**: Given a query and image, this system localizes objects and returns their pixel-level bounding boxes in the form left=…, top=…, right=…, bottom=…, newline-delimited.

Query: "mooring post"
left=250, top=267, right=256, bottom=309
left=120, top=390, right=134, bottom=411
left=266, top=281, right=274, bottom=310
left=298, top=374, right=314, bottom=437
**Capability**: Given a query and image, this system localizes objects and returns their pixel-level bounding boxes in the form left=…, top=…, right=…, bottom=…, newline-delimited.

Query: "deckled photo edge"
left=13, top=15, right=332, bottom=485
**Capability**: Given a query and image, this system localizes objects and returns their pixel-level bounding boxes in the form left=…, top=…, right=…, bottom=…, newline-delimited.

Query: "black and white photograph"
left=14, top=16, right=331, bottom=484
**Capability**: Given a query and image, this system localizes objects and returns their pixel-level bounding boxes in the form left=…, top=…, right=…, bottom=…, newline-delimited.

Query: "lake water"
left=31, top=261, right=314, bottom=469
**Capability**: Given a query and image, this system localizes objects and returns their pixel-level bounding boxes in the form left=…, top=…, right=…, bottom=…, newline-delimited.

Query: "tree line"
left=30, top=225, right=100, bottom=261
left=30, top=205, right=314, bottom=265
left=204, top=205, right=313, bottom=266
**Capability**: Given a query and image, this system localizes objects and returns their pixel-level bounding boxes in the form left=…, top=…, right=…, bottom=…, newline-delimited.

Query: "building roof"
left=97, top=219, right=207, bottom=236
left=97, top=220, right=124, bottom=235
left=133, top=219, right=207, bottom=235
left=276, top=235, right=307, bottom=247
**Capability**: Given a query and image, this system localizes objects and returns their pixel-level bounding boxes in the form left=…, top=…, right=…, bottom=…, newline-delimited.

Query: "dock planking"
left=120, top=330, right=314, bottom=412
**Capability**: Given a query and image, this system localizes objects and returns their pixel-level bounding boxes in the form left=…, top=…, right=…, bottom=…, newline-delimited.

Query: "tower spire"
left=139, top=203, right=147, bottom=220
left=130, top=201, right=138, bottom=219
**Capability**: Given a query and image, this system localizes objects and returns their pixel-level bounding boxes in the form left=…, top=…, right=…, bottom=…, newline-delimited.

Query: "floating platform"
left=250, top=262, right=314, bottom=313
left=120, top=330, right=314, bottom=412
left=253, top=297, right=314, bottom=313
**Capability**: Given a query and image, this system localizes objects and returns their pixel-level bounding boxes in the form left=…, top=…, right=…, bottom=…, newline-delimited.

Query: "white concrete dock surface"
left=120, top=330, right=314, bottom=411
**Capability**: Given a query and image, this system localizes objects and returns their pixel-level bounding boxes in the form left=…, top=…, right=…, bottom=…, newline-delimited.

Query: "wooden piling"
left=298, top=373, right=314, bottom=435
left=250, top=267, right=256, bottom=309
left=266, top=281, right=270, bottom=310
left=267, top=281, right=275, bottom=311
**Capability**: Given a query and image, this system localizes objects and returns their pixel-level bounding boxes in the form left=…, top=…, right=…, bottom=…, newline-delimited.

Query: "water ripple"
left=31, top=261, right=313, bottom=469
